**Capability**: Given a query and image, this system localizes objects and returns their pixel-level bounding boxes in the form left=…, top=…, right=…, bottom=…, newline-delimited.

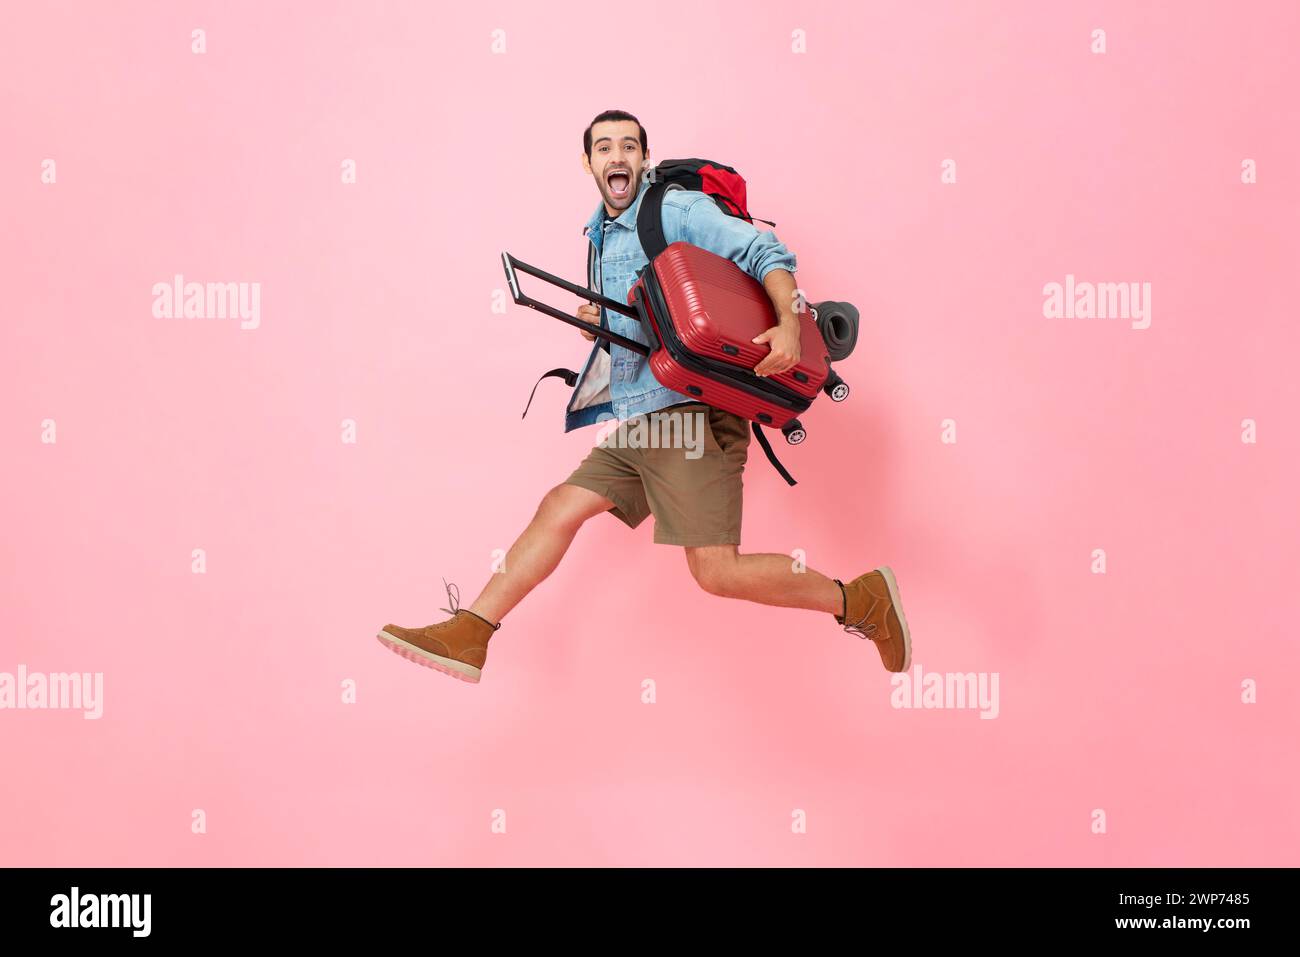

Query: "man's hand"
left=576, top=302, right=601, bottom=341
left=751, top=316, right=802, bottom=377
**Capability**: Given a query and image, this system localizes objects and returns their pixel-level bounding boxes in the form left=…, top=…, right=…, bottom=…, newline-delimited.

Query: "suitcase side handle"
left=501, top=252, right=650, bottom=357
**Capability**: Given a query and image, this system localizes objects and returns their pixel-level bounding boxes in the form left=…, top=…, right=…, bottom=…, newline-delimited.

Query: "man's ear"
left=581, top=152, right=593, bottom=175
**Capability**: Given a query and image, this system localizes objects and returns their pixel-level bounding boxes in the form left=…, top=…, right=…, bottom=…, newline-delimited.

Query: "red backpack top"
left=636, top=158, right=776, bottom=261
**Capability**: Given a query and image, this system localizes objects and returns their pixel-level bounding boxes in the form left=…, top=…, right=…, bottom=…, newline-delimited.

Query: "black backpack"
left=586, top=157, right=775, bottom=288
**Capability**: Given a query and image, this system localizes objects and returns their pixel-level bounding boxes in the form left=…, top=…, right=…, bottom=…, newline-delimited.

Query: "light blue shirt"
left=564, top=177, right=798, bottom=431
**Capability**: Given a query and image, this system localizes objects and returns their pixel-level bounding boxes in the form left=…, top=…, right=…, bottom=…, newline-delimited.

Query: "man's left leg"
left=683, top=546, right=840, bottom=613
left=640, top=404, right=912, bottom=672
left=683, top=545, right=911, bottom=673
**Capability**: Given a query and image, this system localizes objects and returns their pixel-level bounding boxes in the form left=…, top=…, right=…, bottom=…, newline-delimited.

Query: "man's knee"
left=536, top=483, right=609, bottom=531
left=685, top=546, right=738, bottom=597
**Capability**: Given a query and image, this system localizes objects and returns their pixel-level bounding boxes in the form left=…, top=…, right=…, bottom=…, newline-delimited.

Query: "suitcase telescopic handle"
left=501, top=252, right=651, bottom=357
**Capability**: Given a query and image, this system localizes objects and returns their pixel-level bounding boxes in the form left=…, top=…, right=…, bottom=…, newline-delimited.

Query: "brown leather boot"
left=835, top=567, right=912, bottom=673
left=377, top=582, right=500, bottom=683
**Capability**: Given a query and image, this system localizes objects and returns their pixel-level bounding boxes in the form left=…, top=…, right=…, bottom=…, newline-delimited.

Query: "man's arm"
left=753, top=267, right=802, bottom=378
left=675, top=196, right=803, bottom=377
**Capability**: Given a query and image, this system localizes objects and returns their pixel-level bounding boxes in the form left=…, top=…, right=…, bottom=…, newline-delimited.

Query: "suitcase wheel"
left=782, top=419, right=807, bottom=445
left=823, top=370, right=850, bottom=402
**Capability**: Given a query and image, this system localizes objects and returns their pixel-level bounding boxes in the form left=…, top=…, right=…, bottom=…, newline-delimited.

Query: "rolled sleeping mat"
left=813, top=301, right=860, bottom=362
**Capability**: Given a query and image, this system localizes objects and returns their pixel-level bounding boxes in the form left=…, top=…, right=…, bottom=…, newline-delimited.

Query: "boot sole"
left=375, top=631, right=482, bottom=683
left=876, top=566, right=912, bottom=672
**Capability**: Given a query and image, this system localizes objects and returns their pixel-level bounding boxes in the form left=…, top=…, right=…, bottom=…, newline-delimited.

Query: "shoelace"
left=438, top=578, right=501, bottom=631
left=438, top=578, right=462, bottom=617
left=834, top=578, right=879, bottom=641
left=844, top=616, right=879, bottom=641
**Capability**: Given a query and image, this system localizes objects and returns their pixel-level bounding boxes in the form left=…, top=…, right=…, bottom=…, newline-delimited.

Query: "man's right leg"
left=378, top=438, right=646, bottom=682
left=467, top=483, right=615, bottom=624
left=377, top=483, right=614, bottom=683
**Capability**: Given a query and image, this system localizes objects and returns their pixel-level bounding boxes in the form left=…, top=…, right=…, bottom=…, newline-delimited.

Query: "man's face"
left=582, top=119, right=647, bottom=216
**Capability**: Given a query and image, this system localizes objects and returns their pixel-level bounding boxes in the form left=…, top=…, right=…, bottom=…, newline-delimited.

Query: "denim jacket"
left=564, top=177, right=798, bottom=431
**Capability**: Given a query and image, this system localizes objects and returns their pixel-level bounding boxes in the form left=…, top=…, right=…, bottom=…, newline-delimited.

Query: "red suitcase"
left=502, top=245, right=851, bottom=484
left=630, top=241, right=832, bottom=436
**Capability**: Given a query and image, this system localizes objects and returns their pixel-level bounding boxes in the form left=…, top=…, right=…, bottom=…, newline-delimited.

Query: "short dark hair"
left=584, top=110, right=648, bottom=158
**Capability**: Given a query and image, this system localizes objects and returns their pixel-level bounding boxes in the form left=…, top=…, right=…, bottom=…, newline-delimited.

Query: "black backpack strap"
left=636, top=180, right=672, bottom=261
left=752, top=422, right=797, bottom=486
left=521, top=368, right=579, bottom=419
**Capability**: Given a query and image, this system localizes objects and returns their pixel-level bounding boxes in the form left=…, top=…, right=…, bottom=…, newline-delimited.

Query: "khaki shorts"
left=563, top=402, right=751, bottom=546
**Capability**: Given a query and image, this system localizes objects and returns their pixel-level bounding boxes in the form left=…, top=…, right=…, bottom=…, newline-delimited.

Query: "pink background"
left=3, top=1, right=1298, bottom=866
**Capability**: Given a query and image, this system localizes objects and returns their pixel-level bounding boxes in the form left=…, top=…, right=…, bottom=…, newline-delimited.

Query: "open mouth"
left=605, top=167, right=632, bottom=200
